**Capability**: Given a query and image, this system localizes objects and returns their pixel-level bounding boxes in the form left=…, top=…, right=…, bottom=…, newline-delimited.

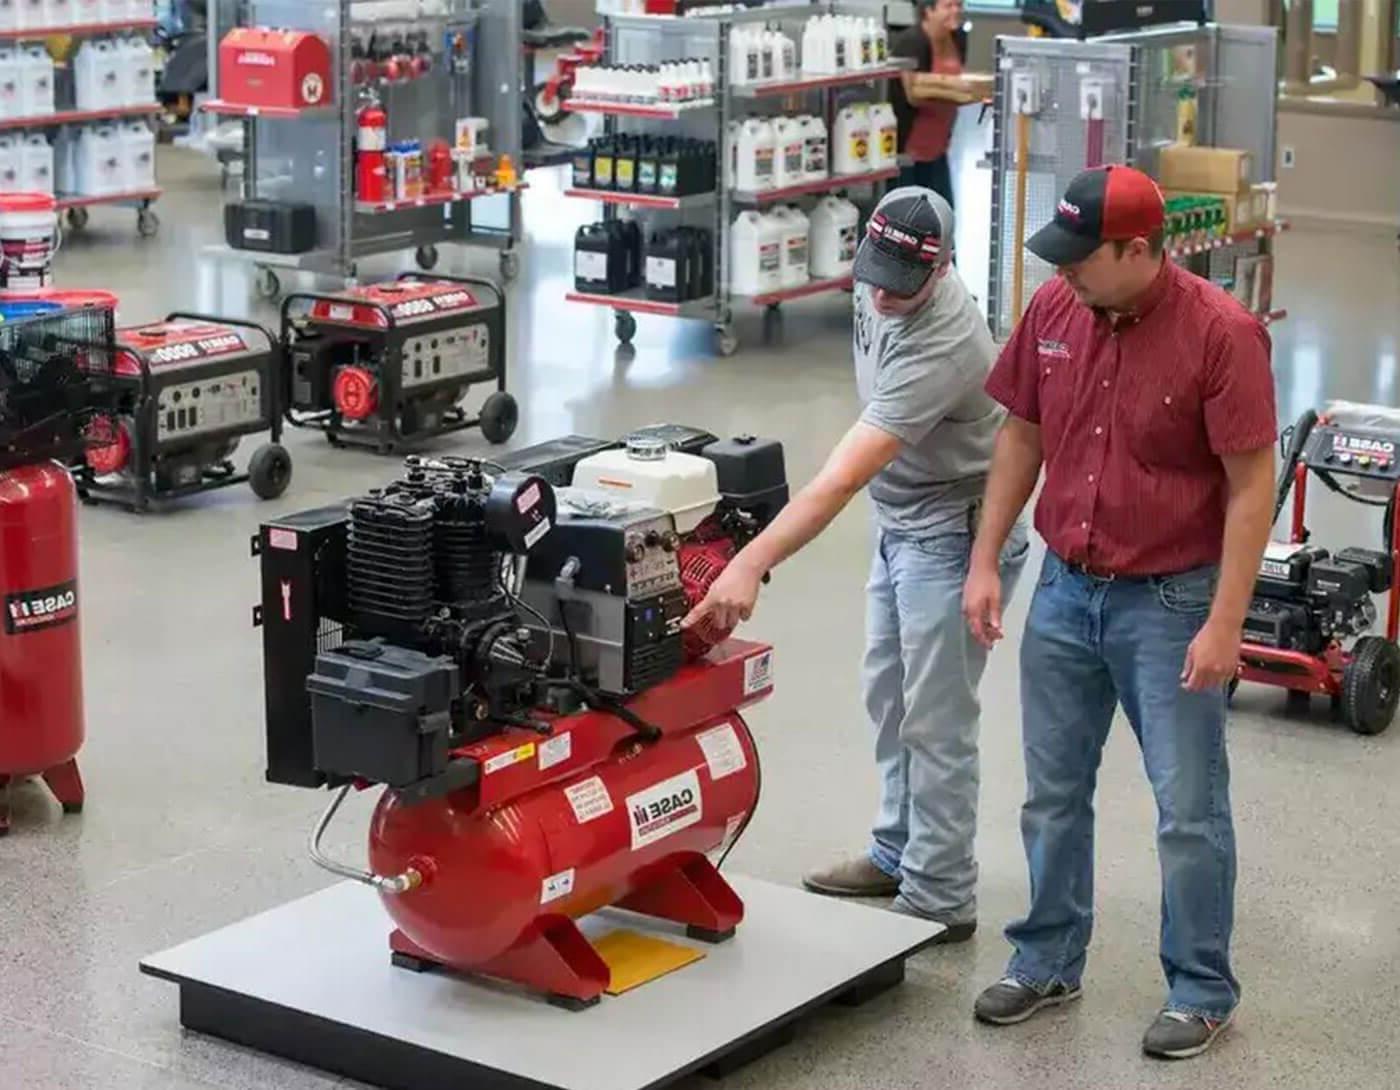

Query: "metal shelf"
left=1261, top=308, right=1287, bottom=326
left=566, top=289, right=716, bottom=318
left=564, top=98, right=714, bottom=119
left=731, top=60, right=916, bottom=99
left=0, top=18, right=157, bottom=41
left=565, top=187, right=715, bottom=210
left=0, top=103, right=160, bottom=130
left=1167, top=219, right=1290, bottom=260
left=57, top=187, right=162, bottom=210
left=354, top=186, right=522, bottom=214
left=732, top=167, right=899, bottom=206
left=201, top=99, right=336, bottom=120
left=747, top=275, right=853, bottom=306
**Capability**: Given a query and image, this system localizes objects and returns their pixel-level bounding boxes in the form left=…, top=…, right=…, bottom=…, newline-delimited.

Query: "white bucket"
left=0, top=191, right=59, bottom=292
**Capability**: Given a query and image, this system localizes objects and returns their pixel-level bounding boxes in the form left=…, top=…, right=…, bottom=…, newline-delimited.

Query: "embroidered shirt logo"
left=1036, top=339, right=1071, bottom=359
left=1057, top=199, right=1082, bottom=223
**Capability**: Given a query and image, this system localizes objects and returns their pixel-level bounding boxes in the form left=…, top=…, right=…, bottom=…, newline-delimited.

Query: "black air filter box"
left=702, top=435, right=788, bottom=527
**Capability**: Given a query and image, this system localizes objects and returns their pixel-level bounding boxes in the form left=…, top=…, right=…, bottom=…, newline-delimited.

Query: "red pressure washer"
left=1235, top=403, right=1400, bottom=734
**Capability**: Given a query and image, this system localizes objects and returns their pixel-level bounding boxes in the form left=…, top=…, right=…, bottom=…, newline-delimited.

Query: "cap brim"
left=1025, top=221, right=1101, bottom=266
left=853, top=238, right=934, bottom=297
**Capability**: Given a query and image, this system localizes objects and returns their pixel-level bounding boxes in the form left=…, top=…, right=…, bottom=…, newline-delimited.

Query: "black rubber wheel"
left=416, top=244, right=439, bottom=271
left=137, top=208, right=160, bottom=238
left=614, top=310, right=637, bottom=345
left=1340, top=636, right=1400, bottom=735
left=479, top=391, right=518, bottom=444
left=66, top=206, right=90, bottom=231
left=248, top=442, right=293, bottom=500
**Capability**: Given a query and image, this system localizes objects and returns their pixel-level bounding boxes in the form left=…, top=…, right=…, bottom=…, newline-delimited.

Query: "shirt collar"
left=1096, top=257, right=1175, bottom=329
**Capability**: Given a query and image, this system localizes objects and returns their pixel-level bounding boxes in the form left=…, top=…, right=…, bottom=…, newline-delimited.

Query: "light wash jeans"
left=863, top=516, right=1029, bottom=924
left=1005, top=551, right=1239, bottom=1020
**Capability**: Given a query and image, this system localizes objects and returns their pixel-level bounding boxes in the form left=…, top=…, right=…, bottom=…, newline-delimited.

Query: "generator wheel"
left=479, top=391, right=518, bottom=444
left=137, top=207, right=160, bottom=238
left=1340, top=636, right=1400, bottom=735
left=255, top=266, right=281, bottom=301
left=416, top=244, right=439, bottom=271
left=248, top=443, right=293, bottom=500
left=66, top=206, right=90, bottom=231
left=614, top=310, right=636, bottom=345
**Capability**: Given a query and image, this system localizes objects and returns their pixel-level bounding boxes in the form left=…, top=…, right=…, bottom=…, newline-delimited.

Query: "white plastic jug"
left=43, top=0, right=73, bottom=28
left=75, top=38, right=121, bottom=110
left=0, top=0, right=19, bottom=33
left=843, top=16, right=864, bottom=71
left=75, top=124, right=124, bottom=194
left=118, top=36, right=155, bottom=106
left=70, top=0, right=101, bottom=25
left=124, top=0, right=152, bottom=19
left=730, top=210, right=783, bottom=296
left=810, top=196, right=860, bottom=278
left=800, top=114, right=828, bottom=180
left=769, top=205, right=811, bottom=288
left=18, top=0, right=42, bottom=29
left=734, top=117, right=775, bottom=193
left=729, top=25, right=760, bottom=86
left=20, top=131, right=52, bottom=193
left=119, top=119, right=153, bottom=189
left=19, top=44, right=53, bottom=118
left=870, top=102, right=898, bottom=170
left=98, top=0, right=127, bottom=19
left=772, top=116, right=805, bottom=190
left=833, top=103, right=871, bottom=176
left=0, top=136, right=22, bottom=191
left=0, top=49, right=21, bottom=119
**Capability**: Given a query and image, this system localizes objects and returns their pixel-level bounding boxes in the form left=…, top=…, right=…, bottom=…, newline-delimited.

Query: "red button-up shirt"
left=985, top=259, right=1276, bottom=576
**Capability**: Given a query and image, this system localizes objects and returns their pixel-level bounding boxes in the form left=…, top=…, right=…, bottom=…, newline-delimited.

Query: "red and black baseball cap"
left=1026, top=165, right=1165, bottom=266
left=853, top=187, right=954, bottom=296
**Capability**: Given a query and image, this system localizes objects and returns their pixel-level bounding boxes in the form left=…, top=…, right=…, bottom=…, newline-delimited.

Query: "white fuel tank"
left=571, top=437, right=720, bottom=533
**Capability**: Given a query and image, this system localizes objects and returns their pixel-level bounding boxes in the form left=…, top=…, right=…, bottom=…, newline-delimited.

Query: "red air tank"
left=0, top=462, right=85, bottom=834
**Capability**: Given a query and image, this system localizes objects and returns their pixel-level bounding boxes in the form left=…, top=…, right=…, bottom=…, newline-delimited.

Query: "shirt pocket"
left=1127, top=371, right=1206, bottom=469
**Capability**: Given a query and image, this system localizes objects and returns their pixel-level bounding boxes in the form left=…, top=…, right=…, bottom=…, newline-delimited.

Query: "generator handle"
left=164, top=311, right=277, bottom=350
left=278, top=290, right=398, bottom=337
left=395, top=272, right=505, bottom=326
left=165, top=311, right=284, bottom=438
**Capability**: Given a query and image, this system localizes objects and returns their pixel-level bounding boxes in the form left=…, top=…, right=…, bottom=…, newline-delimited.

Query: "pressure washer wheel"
left=1340, top=636, right=1400, bottom=735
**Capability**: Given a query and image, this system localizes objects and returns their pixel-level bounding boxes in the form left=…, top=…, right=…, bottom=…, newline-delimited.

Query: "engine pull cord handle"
left=309, top=784, right=425, bottom=895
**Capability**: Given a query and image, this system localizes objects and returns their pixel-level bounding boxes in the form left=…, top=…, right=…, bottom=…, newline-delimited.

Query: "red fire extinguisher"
left=356, top=98, right=389, bottom=203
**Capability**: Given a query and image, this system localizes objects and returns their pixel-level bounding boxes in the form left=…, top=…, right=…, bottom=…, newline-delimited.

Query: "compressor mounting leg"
left=617, top=855, right=744, bottom=940
left=41, top=758, right=84, bottom=814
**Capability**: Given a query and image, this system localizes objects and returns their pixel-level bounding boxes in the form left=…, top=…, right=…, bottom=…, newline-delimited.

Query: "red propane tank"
left=0, top=463, right=84, bottom=825
left=368, top=713, right=758, bottom=974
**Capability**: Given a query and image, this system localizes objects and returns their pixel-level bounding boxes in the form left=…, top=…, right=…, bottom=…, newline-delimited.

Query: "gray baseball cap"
left=852, top=187, right=955, bottom=296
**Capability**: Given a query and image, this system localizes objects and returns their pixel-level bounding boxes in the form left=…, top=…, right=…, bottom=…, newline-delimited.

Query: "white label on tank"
left=539, top=732, right=572, bottom=771
left=517, top=482, right=541, bottom=513
left=540, top=868, right=575, bottom=905
left=627, top=768, right=703, bottom=850
left=709, top=811, right=748, bottom=863
left=646, top=256, right=677, bottom=288
left=524, top=517, right=551, bottom=550
left=697, top=722, right=746, bottom=780
left=268, top=528, right=298, bottom=552
left=483, top=743, right=535, bottom=776
left=244, top=227, right=271, bottom=242
left=575, top=250, right=609, bottom=282
left=759, top=242, right=781, bottom=275
left=839, top=226, right=858, bottom=262
left=565, top=776, right=613, bottom=824
left=743, top=649, right=774, bottom=695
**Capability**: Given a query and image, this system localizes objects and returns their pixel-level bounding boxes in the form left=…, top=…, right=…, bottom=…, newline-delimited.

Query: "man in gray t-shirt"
left=685, top=189, right=1027, bottom=937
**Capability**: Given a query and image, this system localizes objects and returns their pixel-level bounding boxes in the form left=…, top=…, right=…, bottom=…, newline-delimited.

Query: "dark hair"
left=1113, top=231, right=1165, bottom=258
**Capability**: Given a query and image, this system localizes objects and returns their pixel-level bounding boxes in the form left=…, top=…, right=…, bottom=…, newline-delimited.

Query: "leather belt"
left=1063, top=558, right=1152, bottom=582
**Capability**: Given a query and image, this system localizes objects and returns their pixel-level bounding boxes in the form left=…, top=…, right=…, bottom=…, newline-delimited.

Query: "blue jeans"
left=864, top=519, right=1028, bottom=924
left=1005, top=551, right=1239, bottom=1019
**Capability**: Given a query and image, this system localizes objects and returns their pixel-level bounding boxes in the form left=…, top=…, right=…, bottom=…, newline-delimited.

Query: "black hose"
left=1273, top=408, right=1318, bottom=525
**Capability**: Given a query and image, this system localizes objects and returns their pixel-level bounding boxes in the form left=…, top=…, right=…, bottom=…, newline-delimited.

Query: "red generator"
left=217, top=28, right=333, bottom=112
left=281, top=273, right=517, bottom=453
left=75, top=314, right=291, bottom=511
left=0, top=304, right=114, bottom=834
left=255, top=426, right=788, bottom=1006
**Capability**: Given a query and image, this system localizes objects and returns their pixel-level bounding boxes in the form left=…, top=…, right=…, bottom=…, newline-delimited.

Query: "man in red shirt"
left=962, top=166, right=1276, bottom=1059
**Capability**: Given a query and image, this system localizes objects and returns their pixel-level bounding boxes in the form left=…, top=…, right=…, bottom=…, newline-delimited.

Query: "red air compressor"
left=255, top=426, right=787, bottom=1006
left=0, top=303, right=116, bottom=834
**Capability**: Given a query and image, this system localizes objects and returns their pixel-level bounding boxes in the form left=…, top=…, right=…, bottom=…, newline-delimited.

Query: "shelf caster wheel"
left=248, top=443, right=293, bottom=500
left=66, top=206, right=89, bottom=231
left=715, top=325, right=738, bottom=357
left=137, top=207, right=160, bottom=238
left=614, top=310, right=636, bottom=345
left=499, top=249, right=520, bottom=281
left=415, top=244, right=439, bottom=271
left=479, top=390, right=519, bottom=444
left=255, top=267, right=281, bottom=301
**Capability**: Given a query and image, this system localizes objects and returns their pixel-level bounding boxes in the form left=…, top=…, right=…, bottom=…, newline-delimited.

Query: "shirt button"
left=1045, top=367, right=1052, bottom=376
left=1164, top=395, right=1172, bottom=405
left=1094, top=426, right=1103, bottom=435
left=1102, top=380, right=1110, bottom=388
left=1088, top=474, right=1095, bottom=483
left=1081, top=521, right=1088, bottom=529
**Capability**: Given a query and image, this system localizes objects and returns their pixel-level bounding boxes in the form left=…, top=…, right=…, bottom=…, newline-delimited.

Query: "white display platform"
left=140, top=875, right=942, bottom=1090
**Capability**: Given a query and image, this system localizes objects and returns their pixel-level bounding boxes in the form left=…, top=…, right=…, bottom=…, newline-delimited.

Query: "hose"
left=308, top=785, right=423, bottom=895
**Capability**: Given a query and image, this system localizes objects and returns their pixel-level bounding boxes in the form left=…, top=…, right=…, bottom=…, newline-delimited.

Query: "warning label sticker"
left=743, top=649, right=774, bottom=696
left=697, top=723, right=746, bottom=781
left=565, top=776, right=613, bottom=824
left=541, top=868, right=576, bottom=905
left=709, top=811, right=748, bottom=864
left=539, top=732, right=572, bottom=772
left=483, top=743, right=536, bottom=776
left=627, top=769, right=702, bottom=851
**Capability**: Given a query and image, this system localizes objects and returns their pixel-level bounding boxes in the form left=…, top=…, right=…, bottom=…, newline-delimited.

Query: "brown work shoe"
left=802, top=855, right=899, bottom=897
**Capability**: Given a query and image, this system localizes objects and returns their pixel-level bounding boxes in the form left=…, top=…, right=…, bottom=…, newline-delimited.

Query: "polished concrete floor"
left=1, top=139, right=1399, bottom=1090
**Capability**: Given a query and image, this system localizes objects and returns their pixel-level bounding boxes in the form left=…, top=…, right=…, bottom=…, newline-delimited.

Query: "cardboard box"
left=1158, top=145, right=1253, bottom=194
left=1164, top=189, right=1262, bottom=235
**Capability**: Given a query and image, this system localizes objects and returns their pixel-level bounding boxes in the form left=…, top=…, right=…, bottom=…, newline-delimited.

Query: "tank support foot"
left=0, top=776, right=9, bottom=836
left=617, top=855, right=744, bottom=937
left=41, top=758, right=84, bottom=814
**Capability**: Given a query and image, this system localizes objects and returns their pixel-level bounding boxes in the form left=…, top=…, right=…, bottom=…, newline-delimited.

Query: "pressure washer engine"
left=1236, top=402, right=1400, bottom=734
left=281, top=274, right=518, bottom=454
left=254, top=425, right=786, bottom=1007
left=74, top=314, right=291, bottom=510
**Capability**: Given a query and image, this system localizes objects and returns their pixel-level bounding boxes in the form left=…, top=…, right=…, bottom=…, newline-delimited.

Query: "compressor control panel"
left=1302, top=424, right=1400, bottom=479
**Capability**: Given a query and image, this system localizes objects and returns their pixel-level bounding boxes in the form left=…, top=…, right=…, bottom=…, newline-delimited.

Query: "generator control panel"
left=156, top=370, right=263, bottom=442
left=1302, top=424, right=1400, bottom=479
left=401, top=327, right=490, bottom=391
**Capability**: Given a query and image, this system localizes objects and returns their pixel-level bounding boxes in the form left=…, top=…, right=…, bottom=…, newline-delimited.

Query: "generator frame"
left=280, top=272, right=516, bottom=455
left=71, top=312, right=290, bottom=513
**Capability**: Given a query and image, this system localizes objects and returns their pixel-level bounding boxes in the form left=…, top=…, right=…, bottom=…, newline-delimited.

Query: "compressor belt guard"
left=256, top=426, right=789, bottom=1005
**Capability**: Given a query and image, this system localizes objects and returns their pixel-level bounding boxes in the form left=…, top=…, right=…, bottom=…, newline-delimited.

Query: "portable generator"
left=0, top=302, right=116, bottom=834
left=1235, top=402, right=1400, bottom=734
left=281, top=273, right=517, bottom=454
left=74, top=314, right=291, bottom=511
left=254, top=425, right=787, bottom=1007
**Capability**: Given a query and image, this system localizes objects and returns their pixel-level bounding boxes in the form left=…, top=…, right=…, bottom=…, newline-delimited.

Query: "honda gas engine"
left=256, top=425, right=787, bottom=1007
left=1244, top=541, right=1392, bottom=654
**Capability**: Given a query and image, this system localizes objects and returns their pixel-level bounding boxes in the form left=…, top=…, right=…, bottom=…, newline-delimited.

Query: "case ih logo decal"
left=627, top=769, right=702, bottom=850
left=1057, top=199, right=1082, bottom=223
left=5, top=580, right=77, bottom=635
left=1331, top=434, right=1395, bottom=455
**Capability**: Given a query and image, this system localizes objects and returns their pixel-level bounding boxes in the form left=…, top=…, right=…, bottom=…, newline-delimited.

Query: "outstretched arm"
left=681, top=421, right=902, bottom=632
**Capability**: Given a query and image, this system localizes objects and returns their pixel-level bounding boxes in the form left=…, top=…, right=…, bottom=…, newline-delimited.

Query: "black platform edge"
left=139, top=934, right=935, bottom=1090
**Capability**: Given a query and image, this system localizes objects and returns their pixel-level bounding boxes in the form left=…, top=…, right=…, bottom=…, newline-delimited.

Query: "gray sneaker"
left=974, top=976, right=1083, bottom=1025
left=1142, top=1009, right=1233, bottom=1059
left=889, top=896, right=977, bottom=944
left=801, top=855, right=899, bottom=897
